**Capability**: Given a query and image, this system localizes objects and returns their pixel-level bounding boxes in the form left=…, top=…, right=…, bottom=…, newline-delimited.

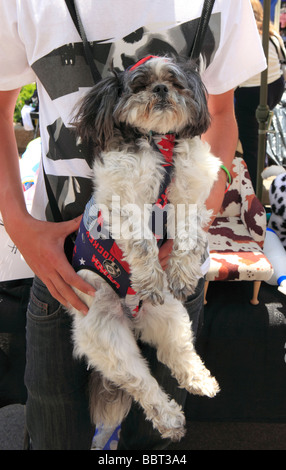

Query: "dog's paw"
left=131, top=263, right=165, bottom=305
left=150, top=399, right=186, bottom=442
left=166, top=254, right=202, bottom=302
left=168, top=280, right=196, bottom=302
left=162, top=426, right=186, bottom=442
left=187, top=372, right=220, bottom=398
left=137, top=287, right=164, bottom=305
left=166, top=264, right=198, bottom=301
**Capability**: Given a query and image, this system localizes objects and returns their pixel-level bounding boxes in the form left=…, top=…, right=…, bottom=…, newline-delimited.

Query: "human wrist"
left=1, top=202, right=32, bottom=240
left=220, top=164, right=232, bottom=193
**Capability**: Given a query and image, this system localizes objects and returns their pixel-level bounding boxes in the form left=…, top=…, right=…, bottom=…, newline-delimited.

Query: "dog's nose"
left=153, top=84, right=169, bottom=98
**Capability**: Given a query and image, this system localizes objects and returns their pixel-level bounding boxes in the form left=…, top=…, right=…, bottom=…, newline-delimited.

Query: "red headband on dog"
left=129, top=55, right=159, bottom=71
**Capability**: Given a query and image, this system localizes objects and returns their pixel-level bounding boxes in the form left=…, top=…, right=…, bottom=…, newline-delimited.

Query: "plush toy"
left=262, top=166, right=286, bottom=295
left=262, top=165, right=286, bottom=249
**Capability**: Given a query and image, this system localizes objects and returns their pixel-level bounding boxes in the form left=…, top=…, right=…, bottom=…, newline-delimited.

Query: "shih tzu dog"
left=69, top=56, right=220, bottom=441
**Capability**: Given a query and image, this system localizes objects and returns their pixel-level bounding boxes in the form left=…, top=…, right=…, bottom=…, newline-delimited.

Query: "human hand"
left=8, top=214, right=96, bottom=314
left=158, top=239, right=173, bottom=270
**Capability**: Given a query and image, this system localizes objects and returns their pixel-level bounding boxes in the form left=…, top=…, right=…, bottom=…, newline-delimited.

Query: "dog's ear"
left=181, top=61, right=211, bottom=138
left=74, top=71, right=123, bottom=150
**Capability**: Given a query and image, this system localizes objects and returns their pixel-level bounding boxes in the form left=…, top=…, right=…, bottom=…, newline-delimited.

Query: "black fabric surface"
left=0, top=278, right=285, bottom=425
left=186, top=280, right=286, bottom=422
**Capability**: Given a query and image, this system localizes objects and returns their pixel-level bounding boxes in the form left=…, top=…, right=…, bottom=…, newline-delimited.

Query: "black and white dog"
left=69, top=56, right=220, bottom=441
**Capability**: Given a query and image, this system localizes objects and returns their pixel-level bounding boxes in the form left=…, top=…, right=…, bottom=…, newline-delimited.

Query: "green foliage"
left=14, top=83, right=37, bottom=123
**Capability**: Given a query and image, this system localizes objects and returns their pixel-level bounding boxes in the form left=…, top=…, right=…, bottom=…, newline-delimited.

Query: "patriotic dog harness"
left=72, top=133, right=176, bottom=316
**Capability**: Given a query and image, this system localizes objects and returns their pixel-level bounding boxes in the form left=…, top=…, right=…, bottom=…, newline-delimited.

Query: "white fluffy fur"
left=69, top=57, right=221, bottom=442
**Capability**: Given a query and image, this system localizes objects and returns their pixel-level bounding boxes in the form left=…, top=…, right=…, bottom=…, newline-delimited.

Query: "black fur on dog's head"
left=74, top=56, right=210, bottom=154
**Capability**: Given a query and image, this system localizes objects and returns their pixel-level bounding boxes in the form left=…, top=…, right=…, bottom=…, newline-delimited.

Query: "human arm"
left=0, top=90, right=95, bottom=314
left=203, top=89, right=238, bottom=223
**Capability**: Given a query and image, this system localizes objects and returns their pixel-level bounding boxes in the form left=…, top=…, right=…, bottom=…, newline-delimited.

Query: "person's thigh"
left=24, top=276, right=94, bottom=450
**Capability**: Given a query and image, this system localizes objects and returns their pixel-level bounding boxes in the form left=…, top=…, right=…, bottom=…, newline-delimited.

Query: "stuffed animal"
left=262, top=166, right=286, bottom=249
left=262, top=166, right=286, bottom=295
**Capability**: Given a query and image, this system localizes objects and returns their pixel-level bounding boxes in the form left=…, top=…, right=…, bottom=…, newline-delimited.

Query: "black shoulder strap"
left=43, top=170, right=63, bottom=223
left=65, top=0, right=215, bottom=74
left=190, top=0, right=215, bottom=61
left=64, top=0, right=101, bottom=83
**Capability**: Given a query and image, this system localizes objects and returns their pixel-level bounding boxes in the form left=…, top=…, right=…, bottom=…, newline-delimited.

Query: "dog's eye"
left=131, top=77, right=148, bottom=93
left=133, top=84, right=146, bottom=93
left=131, top=74, right=148, bottom=93
left=173, top=82, right=184, bottom=90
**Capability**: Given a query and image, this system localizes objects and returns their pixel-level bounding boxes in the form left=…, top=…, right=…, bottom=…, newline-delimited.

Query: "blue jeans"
left=24, top=276, right=204, bottom=450
left=24, top=276, right=94, bottom=450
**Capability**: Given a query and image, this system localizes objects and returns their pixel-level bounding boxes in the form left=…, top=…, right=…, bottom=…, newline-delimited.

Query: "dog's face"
left=75, top=56, right=210, bottom=150
left=115, top=56, right=210, bottom=135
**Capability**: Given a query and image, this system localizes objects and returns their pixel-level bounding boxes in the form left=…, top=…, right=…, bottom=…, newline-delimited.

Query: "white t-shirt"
left=0, top=0, right=266, bottom=224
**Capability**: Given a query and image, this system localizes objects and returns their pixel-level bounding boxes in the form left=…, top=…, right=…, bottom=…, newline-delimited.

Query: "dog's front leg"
left=166, top=138, right=220, bottom=300
left=166, top=203, right=210, bottom=300
left=115, top=204, right=165, bottom=305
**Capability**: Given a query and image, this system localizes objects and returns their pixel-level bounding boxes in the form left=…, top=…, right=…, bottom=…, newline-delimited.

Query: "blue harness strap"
left=72, top=134, right=175, bottom=315
left=73, top=212, right=133, bottom=297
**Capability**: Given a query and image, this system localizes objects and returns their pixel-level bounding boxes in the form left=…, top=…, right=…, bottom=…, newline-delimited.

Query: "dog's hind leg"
left=135, top=291, right=220, bottom=398
left=70, top=275, right=185, bottom=441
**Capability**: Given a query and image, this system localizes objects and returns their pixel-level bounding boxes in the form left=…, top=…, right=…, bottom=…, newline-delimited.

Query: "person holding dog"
left=0, top=0, right=266, bottom=450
